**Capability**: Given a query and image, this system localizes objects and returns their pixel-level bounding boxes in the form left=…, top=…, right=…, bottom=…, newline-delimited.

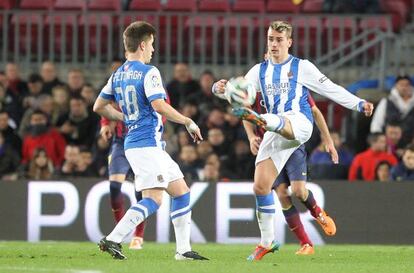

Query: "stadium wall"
left=0, top=179, right=413, bottom=245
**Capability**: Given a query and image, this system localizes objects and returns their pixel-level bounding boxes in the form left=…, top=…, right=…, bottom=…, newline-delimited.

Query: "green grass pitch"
left=1, top=242, right=414, bottom=273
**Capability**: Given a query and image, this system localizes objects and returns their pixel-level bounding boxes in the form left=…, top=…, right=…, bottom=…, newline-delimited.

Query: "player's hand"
left=185, top=118, right=203, bottom=144
left=324, top=139, right=339, bottom=164
left=213, top=79, right=228, bottom=94
left=362, top=101, right=374, bottom=117
left=100, top=125, right=113, bottom=142
left=249, top=136, right=261, bottom=155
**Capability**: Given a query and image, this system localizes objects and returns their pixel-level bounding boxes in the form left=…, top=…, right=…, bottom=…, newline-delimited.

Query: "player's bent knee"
left=253, top=183, right=272, bottom=195
left=291, top=184, right=307, bottom=201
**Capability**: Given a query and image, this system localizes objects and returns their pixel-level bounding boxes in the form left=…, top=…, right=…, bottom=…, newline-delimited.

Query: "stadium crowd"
left=0, top=61, right=413, bottom=183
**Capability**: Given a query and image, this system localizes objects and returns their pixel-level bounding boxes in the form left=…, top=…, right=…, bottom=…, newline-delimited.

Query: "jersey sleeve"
left=144, top=67, right=167, bottom=102
left=99, top=75, right=115, bottom=101
left=300, top=60, right=364, bottom=112
left=244, top=64, right=261, bottom=92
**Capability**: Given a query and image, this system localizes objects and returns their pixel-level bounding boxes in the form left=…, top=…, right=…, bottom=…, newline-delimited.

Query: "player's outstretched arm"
left=151, top=99, right=203, bottom=143
left=93, top=97, right=124, bottom=121
left=311, top=105, right=338, bottom=164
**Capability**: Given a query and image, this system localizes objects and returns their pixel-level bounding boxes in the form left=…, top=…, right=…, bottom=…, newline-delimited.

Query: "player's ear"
left=139, top=41, right=145, bottom=51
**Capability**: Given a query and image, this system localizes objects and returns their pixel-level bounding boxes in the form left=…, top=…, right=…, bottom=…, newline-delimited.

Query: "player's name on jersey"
left=113, top=70, right=144, bottom=82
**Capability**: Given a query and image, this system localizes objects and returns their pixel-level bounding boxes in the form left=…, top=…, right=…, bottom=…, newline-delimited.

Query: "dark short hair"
left=31, top=109, right=47, bottom=118
left=367, top=133, right=384, bottom=145
left=123, top=21, right=156, bottom=53
left=28, top=73, right=43, bottom=83
left=405, top=143, right=414, bottom=153
left=395, top=75, right=412, bottom=85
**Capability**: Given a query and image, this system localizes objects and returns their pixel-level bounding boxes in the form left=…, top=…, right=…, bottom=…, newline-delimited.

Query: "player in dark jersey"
left=252, top=91, right=338, bottom=255
left=100, top=106, right=146, bottom=250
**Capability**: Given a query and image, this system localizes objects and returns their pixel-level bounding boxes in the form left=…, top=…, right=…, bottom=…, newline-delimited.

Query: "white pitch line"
left=0, top=266, right=102, bottom=273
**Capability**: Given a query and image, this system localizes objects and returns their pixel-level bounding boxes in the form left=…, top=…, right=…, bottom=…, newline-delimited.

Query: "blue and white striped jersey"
left=245, top=55, right=365, bottom=123
left=99, top=60, right=166, bottom=150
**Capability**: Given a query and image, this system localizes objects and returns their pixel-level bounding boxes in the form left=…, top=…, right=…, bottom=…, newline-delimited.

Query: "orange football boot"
left=316, top=209, right=336, bottom=236
left=232, top=107, right=267, bottom=129
left=295, top=244, right=315, bottom=255
left=247, top=241, right=280, bottom=261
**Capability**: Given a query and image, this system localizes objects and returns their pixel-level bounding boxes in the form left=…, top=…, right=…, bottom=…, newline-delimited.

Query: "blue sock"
left=135, top=191, right=143, bottom=202
left=109, top=181, right=122, bottom=200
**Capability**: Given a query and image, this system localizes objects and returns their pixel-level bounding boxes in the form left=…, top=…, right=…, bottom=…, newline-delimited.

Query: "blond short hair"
left=269, top=21, right=293, bottom=38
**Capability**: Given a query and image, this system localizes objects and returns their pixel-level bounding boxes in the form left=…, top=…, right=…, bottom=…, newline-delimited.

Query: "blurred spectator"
left=375, top=161, right=391, bottom=182
left=60, top=144, right=81, bottom=176
left=178, top=144, right=200, bottom=182
left=200, top=163, right=220, bottom=183
left=348, top=133, right=398, bottom=182
left=0, top=83, right=20, bottom=126
left=5, top=62, right=28, bottom=100
left=385, top=122, right=404, bottom=158
left=188, top=70, right=225, bottom=117
left=225, top=139, right=255, bottom=179
left=81, top=84, right=97, bottom=113
left=196, top=141, right=213, bottom=161
left=0, top=71, right=7, bottom=87
left=23, top=74, right=45, bottom=109
left=18, top=94, right=54, bottom=138
left=22, top=110, right=66, bottom=168
left=205, top=152, right=231, bottom=180
left=67, top=68, right=85, bottom=94
left=166, top=63, right=200, bottom=108
left=223, top=106, right=246, bottom=143
left=27, top=147, right=54, bottom=180
left=58, top=95, right=99, bottom=148
left=40, top=61, right=64, bottom=93
left=0, top=131, right=20, bottom=181
left=201, top=108, right=227, bottom=134
left=309, top=131, right=353, bottom=179
left=51, top=86, right=70, bottom=125
left=390, top=144, right=414, bottom=181
left=207, top=127, right=230, bottom=159
left=370, top=75, right=414, bottom=146
left=91, top=135, right=110, bottom=176
left=0, top=110, right=21, bottom=152
left=76, top=146, right=98, bottom=176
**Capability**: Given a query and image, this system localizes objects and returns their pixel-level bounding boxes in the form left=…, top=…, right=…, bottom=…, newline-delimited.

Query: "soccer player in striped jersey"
left=94, top=21, right=208, bottom=261
left=213, top=20, right=373, bottom=261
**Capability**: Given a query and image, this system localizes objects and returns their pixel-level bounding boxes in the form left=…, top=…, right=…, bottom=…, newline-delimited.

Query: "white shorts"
left=125, top=147, right=184, bottom=192
left=255, top=111, right=313, bottom=173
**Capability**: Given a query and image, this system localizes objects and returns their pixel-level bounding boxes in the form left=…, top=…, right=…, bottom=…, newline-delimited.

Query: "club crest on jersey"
left=287, top=71, right=293, bottom=79
left=151, top=75, right=161, bottom=88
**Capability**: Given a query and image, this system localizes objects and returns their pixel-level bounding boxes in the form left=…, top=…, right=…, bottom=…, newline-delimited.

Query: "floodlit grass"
left=0, top=242, right=414, bottom=273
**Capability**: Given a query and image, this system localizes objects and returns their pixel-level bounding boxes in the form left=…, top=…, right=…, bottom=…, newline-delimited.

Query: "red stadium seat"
left=87, top=0, right=121, bottom=11
left=266, top=0, right=301, bottom=13
left=163, top=0, right=196, bottom=12
left=324, top=16, right=358, bottom=51
left=0, top=0, right=14, bottom=9
left=291, top=17, right=323, bottom=58
left=359, top=16, right=392, bottom=32
left=379, top=0, right=408, bottom=30
left=231, top=0, right=265, bottom=13
left=301, top=0, right=324, bottom=13
left=198, top=0, right=230, bottom=12
left=18, top=0, right=53, bottom=10
left=53, top=0, right=85, bottom=10
left=128, top=0, right=161, bottom=11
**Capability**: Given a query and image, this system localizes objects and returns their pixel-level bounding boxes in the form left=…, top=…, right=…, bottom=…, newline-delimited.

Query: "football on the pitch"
left=224, top=77, right=256, bottom=107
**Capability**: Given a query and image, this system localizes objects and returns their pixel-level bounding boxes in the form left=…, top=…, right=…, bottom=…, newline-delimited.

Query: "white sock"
left=106, top=208, right=144, bottom=243
left=172, top=211, right=192, bottom=254
left=261, top=113, right=285, bottom=132
left=257, top=211, right=275, bottom=247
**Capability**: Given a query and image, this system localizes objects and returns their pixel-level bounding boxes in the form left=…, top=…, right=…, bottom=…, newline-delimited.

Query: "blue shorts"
left=108, top=139, right=131, bottom=176
left=273, top=144, right=307, bottom=188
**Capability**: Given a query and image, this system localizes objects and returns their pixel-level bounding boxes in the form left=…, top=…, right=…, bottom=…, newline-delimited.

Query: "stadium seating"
left=44, top=0, right=85, bottom=58
left=266, top=0, right=301, bottom=13
left=324, top=17, right=358, bottom=52
left=87, top=0, right=121, bottom=11
left=231, top=0, right=266, bottom=13
left=301, top=0, right=323, bottom=13
left=198, top=0, right=230, bottom=12
left=379, top=0, right=408, bottom=30
left=128, top=0, right=161, bottom=11
left=163, top=0, right=197, bottom=12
